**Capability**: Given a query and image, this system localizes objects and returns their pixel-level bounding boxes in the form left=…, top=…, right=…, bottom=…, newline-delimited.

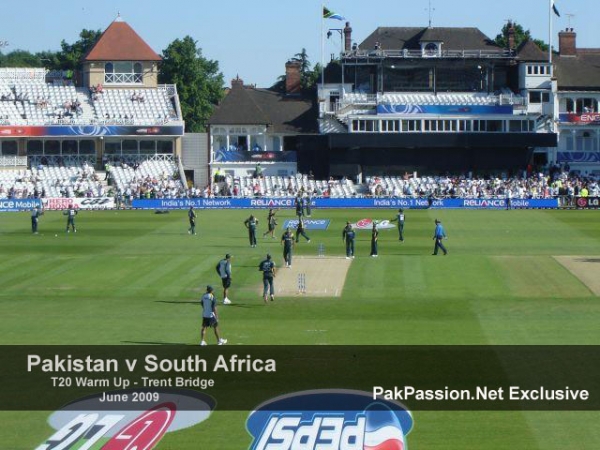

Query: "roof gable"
left=516, top=40, right=547, bottom=61
left=84, top=18, right=161, bottom=62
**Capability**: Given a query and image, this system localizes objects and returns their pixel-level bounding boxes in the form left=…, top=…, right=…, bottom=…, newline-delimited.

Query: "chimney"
left=507, top=22, right=516, bottom=50
left=559, top=28, right=577, bottom=56
left=231, top=75, right=244, bottom=88
left=344, top=22, right=353, bottom=52
left=285, top=60, right=302, bottom=94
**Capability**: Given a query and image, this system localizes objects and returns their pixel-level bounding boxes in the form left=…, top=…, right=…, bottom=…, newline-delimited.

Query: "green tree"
left=495, top=22, right=548, bottom=51
left=159, top=36, right=224, bottom=132
left=0, top=50, right=43, bottom=67
left=275, top=49, right=321, bottom=91
left=56, top=29, right=102, bottom=71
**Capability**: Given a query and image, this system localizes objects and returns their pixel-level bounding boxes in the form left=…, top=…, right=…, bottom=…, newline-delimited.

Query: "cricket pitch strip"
left=554, top=256, right=600, bottom=296
left=262, top=256, right=353, bottom=297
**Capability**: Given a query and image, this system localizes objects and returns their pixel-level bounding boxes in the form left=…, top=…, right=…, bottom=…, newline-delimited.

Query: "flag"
left=323, top=6, right=345, bottom=21
left=552, top=0, right=560, bottom=17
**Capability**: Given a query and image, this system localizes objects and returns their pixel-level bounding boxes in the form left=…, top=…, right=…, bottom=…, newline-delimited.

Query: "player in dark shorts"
left=370, top=222, right=379, bottom=257
left=262, top=209, right=277, bottom=238
left=295, top=217, right=310, bottom=243
left=65, top=205, right=77, bottom=233
left=188, top=206, right=197, bottom=235
left=258, top=254, right=276, bottom=303
left=200, top=285, right=227, bottom=346
left=391, top=208, right=405, bottom=241
left=342, top=222, right=356, bottom=259
left=244, top=214, right=259, bottom=247
left=281, top=227, right=295, bottom=268
left=216, top=254, right=232, bottom=304
left=294, top=196, right=303, bottom=218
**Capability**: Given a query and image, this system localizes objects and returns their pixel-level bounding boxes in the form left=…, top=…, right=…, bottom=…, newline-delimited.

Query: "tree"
left=0, top=50, right=43, bottom=68
left=56, top=29, right=102, bottom=71
left=159, top=36, right=224, bottom=133
left=495, top=22, right=548, bottom=51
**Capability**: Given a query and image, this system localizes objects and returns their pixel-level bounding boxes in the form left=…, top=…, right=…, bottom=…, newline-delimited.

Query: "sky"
left=0, top=0, right=597, bottom=88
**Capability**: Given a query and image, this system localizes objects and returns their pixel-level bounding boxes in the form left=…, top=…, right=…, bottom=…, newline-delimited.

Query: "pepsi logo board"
left=353, top=219, right=396, bottom=230
left=246, top=389, right=413, bottom=450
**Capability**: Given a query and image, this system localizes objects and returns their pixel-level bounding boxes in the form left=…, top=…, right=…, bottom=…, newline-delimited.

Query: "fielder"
left=258, top=253, right=276, bottom=303
left=200, top=285, right=227, bottom=346
left=65, top=205, right=77, bottom=233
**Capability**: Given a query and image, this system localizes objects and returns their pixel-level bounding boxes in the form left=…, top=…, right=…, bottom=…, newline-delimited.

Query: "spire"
left=114, top=12, right=123, bottom=22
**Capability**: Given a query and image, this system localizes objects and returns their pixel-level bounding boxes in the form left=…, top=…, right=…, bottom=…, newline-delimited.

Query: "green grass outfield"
left=0, top=208, right=599, bottom=448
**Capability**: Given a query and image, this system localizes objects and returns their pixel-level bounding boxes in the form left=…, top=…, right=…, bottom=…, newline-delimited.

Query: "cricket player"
left=188, top=206, right=197, bottom=235
left=64, top=205, right=78, bottom=233
left=200, top=285, right=227, bottom=346
left=432, top=219, right=448, bottom=256
left=281, top=227, right=295, bottom=268
left=391, top=208, right=405, bottom=241
left=294, top=196, right=303, bottom=218
left=244, top=214, right=259, bottom=247
left=370, top=222, right=379, bottom=257
left=258, top=253, right=276, bottom=303
left=31, top=206, right=42, bottom=234
left=262, top=209, right=277, bottom=238
left=295, top=217, right=310, bottom=243
left=342, top=222, right=356, bottom=259
left=217, top=254, right=233, bottom=305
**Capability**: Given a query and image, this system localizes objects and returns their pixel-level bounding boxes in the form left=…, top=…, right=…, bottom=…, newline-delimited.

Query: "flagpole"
left=321, top=3, right=325, bottom=98
left=549, top=0, right=553, bottom=64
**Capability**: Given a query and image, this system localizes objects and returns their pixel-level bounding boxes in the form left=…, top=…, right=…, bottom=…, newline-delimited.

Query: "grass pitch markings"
left=554, top=256, right=600, bottom=296
left=259, top=256, right=352, bottom=298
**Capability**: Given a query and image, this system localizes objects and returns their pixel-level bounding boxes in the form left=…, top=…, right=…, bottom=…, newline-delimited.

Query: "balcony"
left=104, top=73, right=143, bottom=85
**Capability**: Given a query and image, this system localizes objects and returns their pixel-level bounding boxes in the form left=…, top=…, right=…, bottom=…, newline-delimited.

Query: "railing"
left=0, top=68, right=46, bottom=81
left=0, top=156, right=27, bottom=166
left=104, top=73, right=143, bottom=84
left=343, top=48, right=515, bottom=60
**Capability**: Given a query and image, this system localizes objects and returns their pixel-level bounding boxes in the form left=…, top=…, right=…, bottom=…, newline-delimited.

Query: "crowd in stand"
left=366, top=169, right=599, bottom=199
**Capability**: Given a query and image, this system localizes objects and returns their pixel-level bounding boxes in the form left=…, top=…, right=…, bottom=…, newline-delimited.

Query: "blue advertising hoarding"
left=377, top=104, right=514, bottom=115
left=0, top=198, right=42, bottom=212
left=132, top=197, right=558, bottom=210
left=282, top=219, right=331, bottom=230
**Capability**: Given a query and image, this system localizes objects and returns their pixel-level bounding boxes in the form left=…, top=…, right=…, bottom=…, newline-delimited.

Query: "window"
left=80, top=140, right=95, bottom=155
left=487, top=120, right=503, bottom=132
left=158, top=140, right=173, bottom=153
left=542, top=92, right=550, bottom=103
left=27, top=140, right=43, bottom=155
left=62, top=140, right=78, bottom=155
left=566, top=98, right=575, bottom=113
left=509, top=120, right=522, bottom=132
left=45, top=140, right=60, bottom=155
left=1, top=140, right=18, bottom=155
left=140, top=140, right=156, bottom=155
left=105, top=61, right=143, bottom=84
left=529, top=91, right=542, bottom=104
left=122, top=140, right=138, bottom=153
left=104, top=140, right=121, bottom=155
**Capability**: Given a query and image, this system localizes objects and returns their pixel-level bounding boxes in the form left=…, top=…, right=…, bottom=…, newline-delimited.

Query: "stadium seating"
left=231, top=175, right=357, bottom=198
left=110, top=159, right=184, bottom=195
left=0, top=163, right=101, bottom=199
left=0, top=69, right=180, bottom=124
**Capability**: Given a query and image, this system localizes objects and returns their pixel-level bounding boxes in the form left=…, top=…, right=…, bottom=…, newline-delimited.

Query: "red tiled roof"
left=84, top=19, right=161, bottom=61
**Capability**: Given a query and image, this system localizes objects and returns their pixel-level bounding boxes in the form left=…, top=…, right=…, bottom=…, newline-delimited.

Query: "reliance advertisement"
left=132, top=197, right=559, bottom=210
left=0, top=198, right=41, bottom=212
